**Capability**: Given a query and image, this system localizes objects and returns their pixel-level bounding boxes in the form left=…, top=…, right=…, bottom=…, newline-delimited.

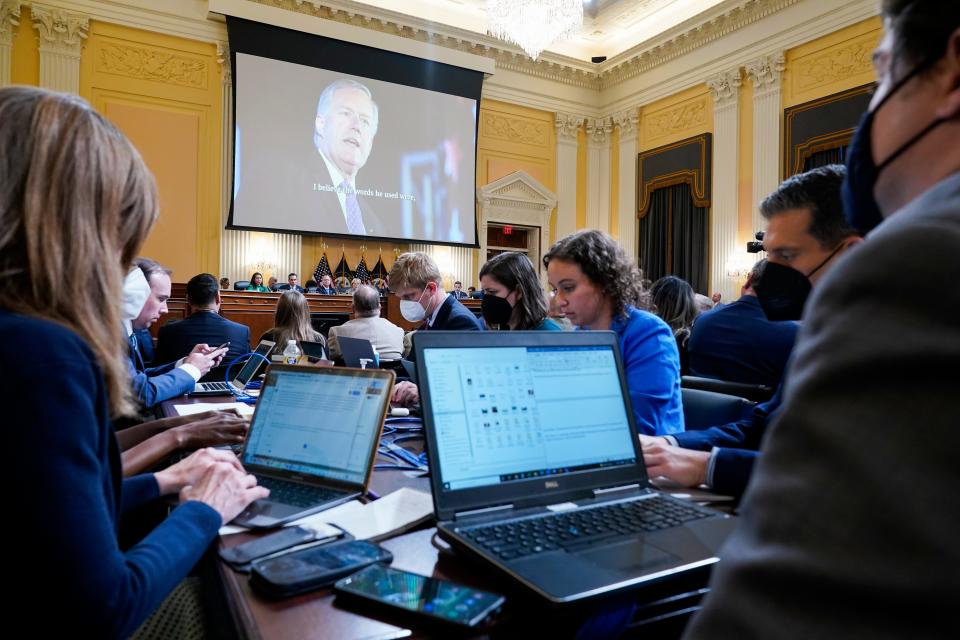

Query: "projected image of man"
left=313, top=78, right=384, bottom=236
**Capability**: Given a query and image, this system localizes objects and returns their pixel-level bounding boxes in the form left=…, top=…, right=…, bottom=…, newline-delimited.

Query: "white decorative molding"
left=709, top=66, right=741, bottom=302
left=554, top=112, right=584, bottom=139
left=31, top=4, right=88, bottom=93
left=612, top=107, right=639, bottom=137
left=614, top=109, right=639, bottom=257
left=747, top=51, right=785, bottom=234
left=0, top=0, right=21, bottom=87
left=555, top=112, right=582, bottom=242
left=478, top=171, right=558, bottom=287
left=706, top=68, right=743, bottom=108
left=586, top=117, right=612, bottom=233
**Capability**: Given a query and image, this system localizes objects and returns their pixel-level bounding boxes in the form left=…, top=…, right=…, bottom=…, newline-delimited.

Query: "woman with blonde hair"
left=0, top=87, right=267, bottom=637
left=260, top=290, right=326, bottom=356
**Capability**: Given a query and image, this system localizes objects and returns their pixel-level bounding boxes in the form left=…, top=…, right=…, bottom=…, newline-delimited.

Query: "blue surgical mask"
left=842, top=55, right=950, bottom=234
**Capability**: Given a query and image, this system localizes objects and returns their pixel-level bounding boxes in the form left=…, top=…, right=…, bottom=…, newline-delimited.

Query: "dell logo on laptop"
left=545, top=481, right=559, bottom=489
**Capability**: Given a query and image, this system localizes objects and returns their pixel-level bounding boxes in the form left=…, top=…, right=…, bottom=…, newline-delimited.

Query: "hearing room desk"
left=162, top=395, right=721, bottom=639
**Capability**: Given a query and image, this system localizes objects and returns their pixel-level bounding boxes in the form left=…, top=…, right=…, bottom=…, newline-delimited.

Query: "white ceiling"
left=350, top=0, right=728, bottom=62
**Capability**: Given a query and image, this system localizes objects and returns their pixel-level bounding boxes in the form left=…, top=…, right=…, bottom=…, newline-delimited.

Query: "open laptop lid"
left=416, top=331, right=649, bottom=522
left=241, top=364, right=394, bottom=491
left=230, top=339, right=275, bottom=388
left=337, top=336, right=376, bottom=368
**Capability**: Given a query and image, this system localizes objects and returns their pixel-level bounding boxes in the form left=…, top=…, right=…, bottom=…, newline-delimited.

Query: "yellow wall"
left=638, top=84, right=714, bottom=152
left=300, top=237, right=403, bottom=285
left=10, top=7, right=38, bottom=86
left=78, top=21, right=222, bottom=279
left=783, top=16, right=882, bottom=109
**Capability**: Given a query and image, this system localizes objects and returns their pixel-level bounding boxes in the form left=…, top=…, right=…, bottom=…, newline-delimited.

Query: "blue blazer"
left=687, top=295, right=798, bottom=387
left=128, top=352, right=196, bottom=408
left=672, top=382, right=784, bottom=497
left=154, top=310, right=250, bottom=367
left=2, top=310, right=221, bottom=638
left=430, top=294, right=483, bottom=332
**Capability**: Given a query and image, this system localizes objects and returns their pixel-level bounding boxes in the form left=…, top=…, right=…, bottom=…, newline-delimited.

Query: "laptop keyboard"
left=256, top=477, right=345, bottom=508
left=198, top=381, right=231, bottom=392
left=459, top=495, right=713, bottom=561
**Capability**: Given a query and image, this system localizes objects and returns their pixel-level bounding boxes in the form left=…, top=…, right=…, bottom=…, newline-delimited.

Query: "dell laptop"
left=191, top=339, right=275, bottom=396
left=415, top=330, right=736, bottom=603
left=232, top=364, right=395, bottom=529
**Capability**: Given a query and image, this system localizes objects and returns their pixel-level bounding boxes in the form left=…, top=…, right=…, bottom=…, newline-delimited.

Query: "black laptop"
left=232, top=364, right=395, bottom=529
left=415, top=331, right=736, bottom=603
left=337, top=335, right=378, bottom=368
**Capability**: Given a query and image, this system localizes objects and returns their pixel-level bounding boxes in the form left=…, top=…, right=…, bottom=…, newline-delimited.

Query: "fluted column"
left=706, top=68, right=742, bottom=301
left=585, top=117, right=613, bottom=233
left=746, top=52, right=785, bottom=234
left=0, top=1, right=21, bottom=88
left=31, top=4, right=87, bottom=93
left=554, top=113, right=583, bottom=242
left=613, top=107, right=639, bottom=258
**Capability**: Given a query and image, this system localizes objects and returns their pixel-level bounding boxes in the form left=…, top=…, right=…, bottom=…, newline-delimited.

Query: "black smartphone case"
left=250, top=539, right=393, bottom=598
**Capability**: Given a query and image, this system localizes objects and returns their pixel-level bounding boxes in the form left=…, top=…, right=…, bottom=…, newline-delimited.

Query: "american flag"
left=313, top=253, right=332, bottom=282
left=354, top=255, right=371, bottom=284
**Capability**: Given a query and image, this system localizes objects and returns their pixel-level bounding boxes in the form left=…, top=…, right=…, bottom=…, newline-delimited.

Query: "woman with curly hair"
left=543, top=230, right=684, bottom=436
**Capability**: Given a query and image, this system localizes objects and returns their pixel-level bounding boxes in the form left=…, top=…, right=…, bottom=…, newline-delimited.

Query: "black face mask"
left=481, top=294, right=513, bottom=329
left=842, top=55, right=950, bottom=235
left=754, top=245, right=844, bottom=321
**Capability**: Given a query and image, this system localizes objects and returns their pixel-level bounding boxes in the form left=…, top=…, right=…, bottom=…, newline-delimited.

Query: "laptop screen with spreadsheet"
left=422, top=345, right=637, bottom=492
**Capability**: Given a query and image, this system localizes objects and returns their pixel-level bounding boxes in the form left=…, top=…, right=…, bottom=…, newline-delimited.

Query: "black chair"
left=681, top=375, right=775, bottom=403
left=233, top=280, right=250, bottom=291
left=682, top=387, right=756, bottom=431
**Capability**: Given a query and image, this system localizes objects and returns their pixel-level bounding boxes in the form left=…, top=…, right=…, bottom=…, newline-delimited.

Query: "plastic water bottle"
left=371, top=344, right=380, bottom=368
left=282, top=340, right=301, bottom=365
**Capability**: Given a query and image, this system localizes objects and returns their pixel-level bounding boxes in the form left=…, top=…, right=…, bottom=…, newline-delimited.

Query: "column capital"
left=612, top=107, right=639, bottom=138
left=745, top=52, right=785, bottom=92
left=0, top=1, right=21, bottom=47
left=31, top=4, right=88, bottom=56
left=554, top=112, right=585, bottom=141
left=707, top=68, right=742, bottom=108
left=586, top=116, right=613, bottom=144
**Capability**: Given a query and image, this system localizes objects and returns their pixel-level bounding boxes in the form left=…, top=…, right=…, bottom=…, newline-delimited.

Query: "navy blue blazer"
left=2, top=310, right=221, bottom=637
left=128, top=346, right=195, bottom=408
left=687, top=295, right=799, bottom=387
left=154, top=310, right=250, bottom=368
left=409, top=294, right=482, bottom=363
left=672, top=382, right=784, bottom=497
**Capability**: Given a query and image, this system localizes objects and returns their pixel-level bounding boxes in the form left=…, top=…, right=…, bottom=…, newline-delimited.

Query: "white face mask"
left=121, top=268, right=151, bottom=336
left=399, top=286, right=430, bottom=323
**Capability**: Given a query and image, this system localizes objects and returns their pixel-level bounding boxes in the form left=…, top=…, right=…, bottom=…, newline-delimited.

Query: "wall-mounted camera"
left=747, top=231, right=765, bottom=253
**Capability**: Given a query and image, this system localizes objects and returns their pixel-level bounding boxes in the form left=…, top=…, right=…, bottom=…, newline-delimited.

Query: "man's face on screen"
left=316, top=87, right=376, bottom=179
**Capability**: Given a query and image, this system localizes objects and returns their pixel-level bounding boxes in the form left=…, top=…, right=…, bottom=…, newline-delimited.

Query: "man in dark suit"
left=275, top=272, right=304, bottom=293
left=311, top=78, right=386, bottom=236
left=687, top=259, right=799, bottom=387
left=450, top=280, right=468, bottom=299
left=128, top=259, right=224, bottom=408
left=155, top=273, right=250, bottom=380
left=640, top=165, right=861, bottom=500
left=685, top=4, right=960, bottom=637
left=316, top=274, right=338, bottom=295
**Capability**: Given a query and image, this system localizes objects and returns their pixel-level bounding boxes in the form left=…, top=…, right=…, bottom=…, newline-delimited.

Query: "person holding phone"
left=155, top=272, right=251, bottom=381
left=0, top=86, right=269, bottom=638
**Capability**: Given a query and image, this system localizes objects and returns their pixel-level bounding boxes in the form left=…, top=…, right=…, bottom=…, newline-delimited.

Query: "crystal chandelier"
left=486, top=0, right=584, bottom=60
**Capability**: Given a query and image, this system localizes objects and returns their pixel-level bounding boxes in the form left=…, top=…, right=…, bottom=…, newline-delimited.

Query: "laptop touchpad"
left=578, top=540, right=677, bottom=573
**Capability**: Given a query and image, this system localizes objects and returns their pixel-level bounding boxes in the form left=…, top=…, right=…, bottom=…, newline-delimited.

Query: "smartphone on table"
left=250, top=539, right=392, bottom=598
left=334, top=564, right=505, bottom=629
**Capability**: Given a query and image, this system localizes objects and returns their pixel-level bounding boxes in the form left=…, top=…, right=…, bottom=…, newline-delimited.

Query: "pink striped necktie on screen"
left=341, top=181, right=366, bottom=234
